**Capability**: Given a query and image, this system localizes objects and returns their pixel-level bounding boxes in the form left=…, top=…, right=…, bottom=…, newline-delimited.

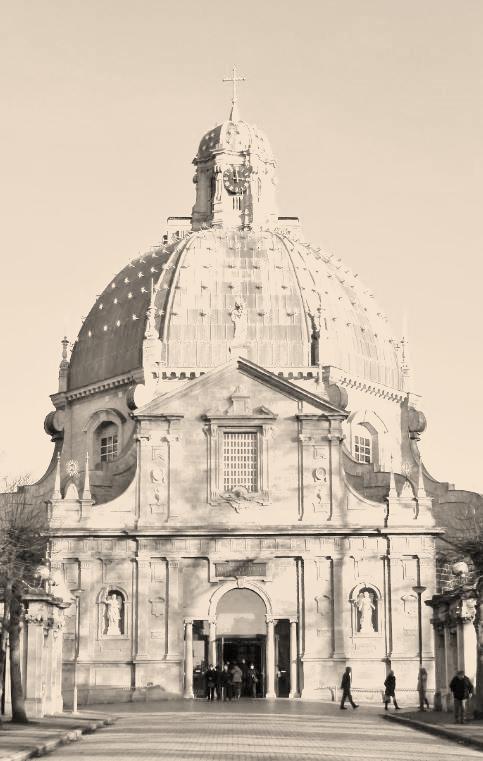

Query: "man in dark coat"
left=384, top=670, right=400, bottom=710
left=205, top=664, right=217, bottom=701
left=220, top=663, right=232, bottom=701
left=340, top=667, right=359, bottom=709
left=449, top=669, right=473, bottom=724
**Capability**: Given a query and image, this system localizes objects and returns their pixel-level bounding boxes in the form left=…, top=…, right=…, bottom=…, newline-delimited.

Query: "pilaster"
left=166, top=559, right=182, bottom=661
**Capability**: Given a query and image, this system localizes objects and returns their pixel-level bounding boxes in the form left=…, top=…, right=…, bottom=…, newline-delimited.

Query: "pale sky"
left=0, top=0, right=482, bottom=493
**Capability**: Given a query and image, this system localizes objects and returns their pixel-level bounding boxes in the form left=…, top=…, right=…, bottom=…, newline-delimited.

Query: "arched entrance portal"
left=216, top=589, right=266, bottom=697
left=184, top=584, right=298, bottom=700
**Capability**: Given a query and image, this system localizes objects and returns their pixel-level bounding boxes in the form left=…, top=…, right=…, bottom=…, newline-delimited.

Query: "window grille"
left=100, top=434, right=118, bottom=462
left=354, top=434, right=371, bottom=464
left=223, top=432, right=258, bottom=492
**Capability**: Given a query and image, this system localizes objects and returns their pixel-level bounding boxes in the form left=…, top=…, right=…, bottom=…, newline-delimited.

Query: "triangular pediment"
left=134, top=358, right=347, bottom=419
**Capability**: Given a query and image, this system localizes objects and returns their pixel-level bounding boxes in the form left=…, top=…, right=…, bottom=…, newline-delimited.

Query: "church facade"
left=24, top=78, right=453, bottom=705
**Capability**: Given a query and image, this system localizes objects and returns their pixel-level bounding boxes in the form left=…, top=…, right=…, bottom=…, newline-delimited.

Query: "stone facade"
left=10, top=87, right=483, bottom=707
left=43, top=358, right=439, bottom=705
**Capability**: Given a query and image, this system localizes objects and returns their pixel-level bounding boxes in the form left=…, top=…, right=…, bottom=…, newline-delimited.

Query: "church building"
left=25, top=72, right=454, bottom=705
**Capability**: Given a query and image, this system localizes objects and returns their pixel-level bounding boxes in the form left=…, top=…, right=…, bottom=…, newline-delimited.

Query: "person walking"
left=417, top=667, right=430, bottom=711
left=248, top=663, right=259, bottom=698
left=384, top=670, right=400, bottom=710
left=340, top=666, right=359, bottom=710
left=220, top=663, right=232, bottom=701
left=231, top=663, right=243, bottom=700
left=205, top=664, right=217, bottom=701
left=449, top=669, right=473, bottom=724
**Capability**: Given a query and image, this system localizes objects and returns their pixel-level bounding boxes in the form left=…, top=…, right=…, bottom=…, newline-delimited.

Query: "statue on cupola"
left=191, top=66, right=278, bottom=231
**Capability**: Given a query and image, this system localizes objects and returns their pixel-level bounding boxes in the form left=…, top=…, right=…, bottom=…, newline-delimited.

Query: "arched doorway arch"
left=208, top=580, right=273, bottom=620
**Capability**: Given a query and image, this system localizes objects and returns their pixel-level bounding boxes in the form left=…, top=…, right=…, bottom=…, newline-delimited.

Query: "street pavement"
left=41, top=700, right=482, bottom=760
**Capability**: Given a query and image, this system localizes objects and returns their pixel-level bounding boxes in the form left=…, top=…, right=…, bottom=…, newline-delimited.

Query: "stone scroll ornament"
left=220, top=485, right=264, bottom=514
left=312, top=467, right=330, bottom=512
left=150, top=449, right=167, bottom=509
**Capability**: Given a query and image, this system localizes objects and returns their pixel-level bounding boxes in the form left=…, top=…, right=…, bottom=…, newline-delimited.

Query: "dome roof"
left=68, top=228, right=402, bottom=391
left=196, top=119, right=275, bottom=165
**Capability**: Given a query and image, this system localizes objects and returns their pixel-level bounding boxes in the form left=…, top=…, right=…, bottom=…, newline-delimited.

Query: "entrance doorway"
left=215, top=588, right=267, bottom=697
left=217, top=635, right=266, bottom=697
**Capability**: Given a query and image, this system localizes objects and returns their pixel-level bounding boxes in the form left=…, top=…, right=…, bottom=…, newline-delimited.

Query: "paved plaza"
left=42, top=701, right=481, bottom=760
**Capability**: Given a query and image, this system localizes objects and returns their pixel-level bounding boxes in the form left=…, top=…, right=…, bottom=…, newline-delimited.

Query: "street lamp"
left=71, top=593, right=80, bottom=714
left=413, top=585, right=427, bottom=667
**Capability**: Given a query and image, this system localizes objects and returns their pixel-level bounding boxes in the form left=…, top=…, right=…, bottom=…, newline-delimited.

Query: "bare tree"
left=0, top=476, right=48, bottom=723
left=437, top=498, right=483, bottom=716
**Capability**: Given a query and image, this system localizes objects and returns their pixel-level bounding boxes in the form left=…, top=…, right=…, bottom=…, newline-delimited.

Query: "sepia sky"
left=0, top=0, right=482, bottom=492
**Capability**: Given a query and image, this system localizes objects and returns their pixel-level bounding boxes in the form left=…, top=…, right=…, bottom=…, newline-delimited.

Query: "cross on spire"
left=223, top=65, right=246, bottom=122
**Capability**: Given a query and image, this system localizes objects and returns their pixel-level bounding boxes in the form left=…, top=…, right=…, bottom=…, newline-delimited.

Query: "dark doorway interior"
left=218, top=635, right=266, bottom=697
left=275, top=619, right=290, bottom=697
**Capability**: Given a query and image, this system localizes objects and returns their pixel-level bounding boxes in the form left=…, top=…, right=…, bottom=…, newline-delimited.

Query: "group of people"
left=204, top=661, right=259, bottom=701
left=340, top=665, right=474, bottom=723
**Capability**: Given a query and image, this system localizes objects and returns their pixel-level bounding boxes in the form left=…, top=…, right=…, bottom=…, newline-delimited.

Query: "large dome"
left=68, top=227, right=402, bottom=391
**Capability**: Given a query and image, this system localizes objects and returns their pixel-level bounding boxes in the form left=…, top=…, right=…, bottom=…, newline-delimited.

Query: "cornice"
left=62, top=369, right=144, bottom=402
left=49, top=525, right=444, bottom=538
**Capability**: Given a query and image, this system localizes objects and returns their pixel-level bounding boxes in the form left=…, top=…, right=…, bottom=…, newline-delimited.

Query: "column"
left=266, top=616, right=276, bottom=699
left=443, top=624, right=452, bottom=709
left=166, top=559, right=182, bottom=661
left=289, top=618, right=299, bottom=698
left=184, top=618, right=194, bottom=699
left=209, top=618, right=217, bottom=666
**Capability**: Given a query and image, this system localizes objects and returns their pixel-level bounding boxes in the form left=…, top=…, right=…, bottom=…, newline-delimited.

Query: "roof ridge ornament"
left=223, top=64, right=246, bottom=122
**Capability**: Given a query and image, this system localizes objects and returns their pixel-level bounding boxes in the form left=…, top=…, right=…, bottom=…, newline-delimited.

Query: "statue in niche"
left=357, top=590, right=376, bottom=633
left=105, top=591, right=123, bottom=636
left=229, top=299, right=248, bottom=341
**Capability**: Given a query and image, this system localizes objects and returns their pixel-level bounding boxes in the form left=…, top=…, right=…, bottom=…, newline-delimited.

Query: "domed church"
left=26, top=71, right=460, bottom=705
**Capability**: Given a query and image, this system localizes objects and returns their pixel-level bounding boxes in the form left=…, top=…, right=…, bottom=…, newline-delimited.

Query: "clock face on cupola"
left=191, top=66, right=278, bottom=231
left=223, top=165, right=251, bottom=194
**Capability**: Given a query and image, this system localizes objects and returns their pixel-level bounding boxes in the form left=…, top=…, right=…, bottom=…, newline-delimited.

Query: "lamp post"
left=72, top=593, right=80, bottom=714
left=413, top=585, right=427, bottom=667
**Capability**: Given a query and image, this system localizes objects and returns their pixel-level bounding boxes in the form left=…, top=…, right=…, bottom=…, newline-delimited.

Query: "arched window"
left=352, top=423, right=373, bottom=464
left=84, top=408, right=126, bottom=470
left=95, top=421, right=119, bottom=465
left=346, top=410, right=388, bottom=471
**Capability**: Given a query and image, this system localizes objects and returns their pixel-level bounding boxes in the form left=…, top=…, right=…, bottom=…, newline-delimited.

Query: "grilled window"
left=223, top=432, right=258, bottom=492
left=354, top=434, right=371, bottom=464
left=100, top=434, right=118, bottom=462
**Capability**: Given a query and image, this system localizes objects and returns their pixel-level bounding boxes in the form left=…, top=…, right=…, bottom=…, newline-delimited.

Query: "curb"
left=1, top=716, right=116, bottom=761
left=383, top=713, right=483, bottom=752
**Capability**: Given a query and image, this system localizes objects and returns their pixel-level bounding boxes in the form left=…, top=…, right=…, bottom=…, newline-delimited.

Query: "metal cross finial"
left=223, top=65, right=246, bottom=121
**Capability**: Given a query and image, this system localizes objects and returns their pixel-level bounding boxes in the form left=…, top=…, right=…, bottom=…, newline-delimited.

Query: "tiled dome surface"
left=68, top=229, right=402, bottom=391
left=196, top=120, right=274, bottom=164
